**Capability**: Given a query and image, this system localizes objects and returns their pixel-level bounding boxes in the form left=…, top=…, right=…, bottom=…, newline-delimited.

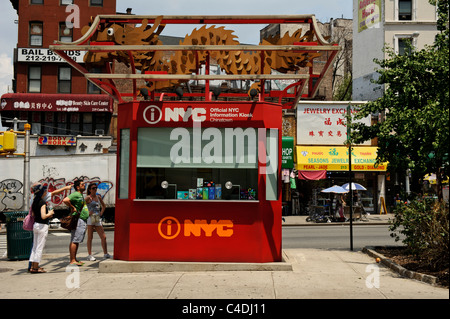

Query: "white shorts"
left=87, top=214, right=102, bottom=226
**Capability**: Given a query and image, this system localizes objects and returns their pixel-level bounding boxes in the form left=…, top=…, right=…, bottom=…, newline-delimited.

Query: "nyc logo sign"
left=157, top=216, right=233, bottom=240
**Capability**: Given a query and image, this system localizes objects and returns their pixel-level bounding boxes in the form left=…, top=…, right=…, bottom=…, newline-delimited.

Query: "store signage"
left=296, top=102, right=371, bottom=145
left=17, top=48, right=86, bottom=63
left=358, top=0, right=381, bottom=33
left=142, top=104, right=255, bottom=125
left=38, top=135, right=77, bottom=146
left=296, top=146, right=387, bottom=171
left=281, top=136, right=294, bottom=169
left=158, top=216, right=234, bottom=239
left=0, top=93, right=113, bottom=112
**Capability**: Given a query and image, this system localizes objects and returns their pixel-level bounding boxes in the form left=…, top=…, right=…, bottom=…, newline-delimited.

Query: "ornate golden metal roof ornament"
left=51, top=15, right=339, bottom=106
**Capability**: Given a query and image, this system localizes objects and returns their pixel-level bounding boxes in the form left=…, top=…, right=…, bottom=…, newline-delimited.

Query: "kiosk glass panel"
left=136, top=127, right=259, bottom=200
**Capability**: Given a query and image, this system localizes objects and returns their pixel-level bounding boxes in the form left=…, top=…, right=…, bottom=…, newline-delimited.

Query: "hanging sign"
left=281, top=136, right=294, bottom=169
left=17, top=48, right=86, bottom=63
left=296, top=101, right=371, bottom=145
left=38, top=136, right=77, bottom=146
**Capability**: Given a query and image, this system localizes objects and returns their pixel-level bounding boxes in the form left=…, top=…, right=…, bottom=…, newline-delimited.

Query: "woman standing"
left=336, top=194, right=346, bottom=221
left=85, top=183, right=111, bottom=261
left=29, top=184, right=54, bottom=273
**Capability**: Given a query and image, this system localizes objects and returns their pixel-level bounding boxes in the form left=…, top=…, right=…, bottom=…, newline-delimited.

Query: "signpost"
left=347, top=104, right=354, bottom=251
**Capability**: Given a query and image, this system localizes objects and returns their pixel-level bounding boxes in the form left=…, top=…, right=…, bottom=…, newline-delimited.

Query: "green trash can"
left=3, top=212, right=33, bottom=260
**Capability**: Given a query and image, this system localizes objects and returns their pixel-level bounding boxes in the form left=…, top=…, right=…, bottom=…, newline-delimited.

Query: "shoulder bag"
left=60, top=212, right=79, bottom=230
left=22, top=206, right=35, bottom=231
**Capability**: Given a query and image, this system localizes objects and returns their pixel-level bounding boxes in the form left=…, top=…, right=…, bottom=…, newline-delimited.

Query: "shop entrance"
left=290, top=171, right=377, bottom=219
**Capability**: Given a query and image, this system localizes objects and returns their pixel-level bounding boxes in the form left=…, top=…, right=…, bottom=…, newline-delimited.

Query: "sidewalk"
left=0, top=213, right=448, bottom=300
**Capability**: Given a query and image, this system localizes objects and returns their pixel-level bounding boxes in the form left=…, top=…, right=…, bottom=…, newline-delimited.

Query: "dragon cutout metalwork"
left=81, top=16, right=327, bottom=94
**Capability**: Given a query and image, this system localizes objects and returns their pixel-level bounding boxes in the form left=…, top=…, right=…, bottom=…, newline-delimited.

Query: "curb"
left=362, top=246, right=438, bottom=286
left=99, top=251, right=293, bottom=273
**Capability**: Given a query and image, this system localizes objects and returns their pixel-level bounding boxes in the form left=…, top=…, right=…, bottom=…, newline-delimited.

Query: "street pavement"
left=0, top=213, right=448, bottom=305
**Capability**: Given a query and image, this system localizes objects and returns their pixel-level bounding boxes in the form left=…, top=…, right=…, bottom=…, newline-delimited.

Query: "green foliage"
left=350, top=0, right=449, bottom=196
left=333, top=73, right=352, bottom=101
left=389, top=199, right=449, bottom=271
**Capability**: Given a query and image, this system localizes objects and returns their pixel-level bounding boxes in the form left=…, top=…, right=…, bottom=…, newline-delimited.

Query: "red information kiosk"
left=115, top=100, right=282, bottom=262
left=50, top=14, right=338, bottom=262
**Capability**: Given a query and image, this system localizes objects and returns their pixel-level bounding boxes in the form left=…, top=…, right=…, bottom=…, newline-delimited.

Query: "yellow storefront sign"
left=296, top=146, right=387, bottom=171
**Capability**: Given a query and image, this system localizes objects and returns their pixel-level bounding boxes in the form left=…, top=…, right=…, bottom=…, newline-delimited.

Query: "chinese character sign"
left=296, top=102, right=371, bottom=145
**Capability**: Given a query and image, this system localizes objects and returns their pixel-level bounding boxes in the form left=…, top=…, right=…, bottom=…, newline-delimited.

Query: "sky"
left=0, top=0, right=353, bottom=95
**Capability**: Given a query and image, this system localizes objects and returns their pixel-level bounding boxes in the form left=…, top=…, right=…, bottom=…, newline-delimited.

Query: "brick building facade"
left=1, top=0, right=116, bottom=136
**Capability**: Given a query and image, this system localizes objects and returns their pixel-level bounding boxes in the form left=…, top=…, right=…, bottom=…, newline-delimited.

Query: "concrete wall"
left=1, top=153, right=116, bottom=212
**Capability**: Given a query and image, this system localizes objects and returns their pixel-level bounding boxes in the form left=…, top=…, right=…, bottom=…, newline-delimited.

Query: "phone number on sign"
left=24, top=55, right=66, bottom=62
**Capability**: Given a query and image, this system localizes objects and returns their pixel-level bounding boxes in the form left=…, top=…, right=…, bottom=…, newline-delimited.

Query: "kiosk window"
left=136, top=127, right=260, bottom=200
left=119, top=129, right=130, bottom=199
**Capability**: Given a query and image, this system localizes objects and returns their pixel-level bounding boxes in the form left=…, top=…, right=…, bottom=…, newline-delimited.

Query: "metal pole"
left=23, top=124, right=31, bottom=212
left=347, top=105, right=353, bottom=251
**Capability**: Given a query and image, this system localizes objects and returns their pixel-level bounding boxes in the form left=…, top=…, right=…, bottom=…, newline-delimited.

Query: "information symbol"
left=143, top=105, right=162, bottom=124
left=157, top=216, right=181, bottom=240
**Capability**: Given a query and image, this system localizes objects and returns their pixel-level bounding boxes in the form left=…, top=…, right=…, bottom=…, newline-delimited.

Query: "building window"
left=88, top=68, right=102, bottom=93
left=398, top=38, right=412, bottom=55
left=29, top=22, right=43, bottom=46
left=31, top=112, right=42, bottom=135
left=69, top=113, right=80, bottom=135
left=58, top=67, right=72, bottom=93
left=43, top=112, right=55, bottom=134
left=395, top=35, right=415, bottom=55
left=31, top=0, right=44, bottom=4
left=399, top=0, right=412, bottom=20
left=59, top=22, right=73, bottom=42
left=90, top=0, right=103, bottom=6
left=56, top=113, right=68, bottom=134
left=28, top=66, right=41, bottom=93
left=60, top=0, right=73, bottom=5
left=83, top=113, right=93, bottom=134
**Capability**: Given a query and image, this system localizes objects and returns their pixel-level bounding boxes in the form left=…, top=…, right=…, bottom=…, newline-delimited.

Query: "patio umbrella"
left=321, top=185, right=349, bottom=193
left=342, top=182, right=367, bottom=191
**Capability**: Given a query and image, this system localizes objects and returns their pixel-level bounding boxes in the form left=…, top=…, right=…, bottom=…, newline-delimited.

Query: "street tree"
left=350, top=0, right=449, bottom=200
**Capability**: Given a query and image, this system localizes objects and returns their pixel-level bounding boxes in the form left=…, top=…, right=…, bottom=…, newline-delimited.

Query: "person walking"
left=29, top=184, right=54, bottom=273
left=85, top=183, right=111, bottom=261
left=62, top=180, right=89, bottom=266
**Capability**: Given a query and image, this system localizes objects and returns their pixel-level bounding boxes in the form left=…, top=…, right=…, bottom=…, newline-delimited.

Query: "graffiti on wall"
left=0, top=179, right=25, bottom=212
left=0, top=176, right=113, bottom=212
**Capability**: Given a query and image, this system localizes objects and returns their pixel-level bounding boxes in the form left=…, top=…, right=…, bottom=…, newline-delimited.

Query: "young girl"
left=29, top=184, right=54, bottom=273
left=85, top=183, right=110, bottom=261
